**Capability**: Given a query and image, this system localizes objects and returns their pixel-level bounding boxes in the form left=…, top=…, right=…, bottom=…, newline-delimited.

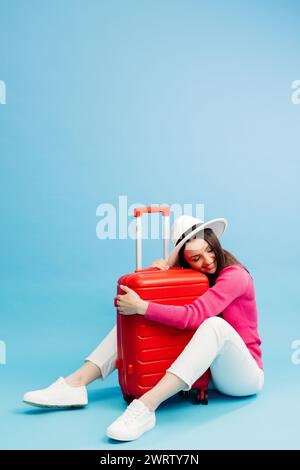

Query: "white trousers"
left=85, top=316, right=264, bottom=397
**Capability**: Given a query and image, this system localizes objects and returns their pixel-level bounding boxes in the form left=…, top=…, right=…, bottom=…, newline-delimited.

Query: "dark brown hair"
left=177, top=228, right=251, bottom=287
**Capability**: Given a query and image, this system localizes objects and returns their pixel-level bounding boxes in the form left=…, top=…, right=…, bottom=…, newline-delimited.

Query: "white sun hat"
left=167, top=215, right=228, bottom=267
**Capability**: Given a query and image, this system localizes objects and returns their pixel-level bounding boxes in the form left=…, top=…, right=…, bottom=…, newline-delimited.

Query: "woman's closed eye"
left=193, top=248, right=213, bottom=260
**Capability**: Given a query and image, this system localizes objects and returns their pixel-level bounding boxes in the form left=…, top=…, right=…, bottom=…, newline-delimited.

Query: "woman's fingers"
left=148, top=258, right=170, bottom=270
left=150, top=264, right=166, bottom=269
left=149, top=262, right=169, bottom=270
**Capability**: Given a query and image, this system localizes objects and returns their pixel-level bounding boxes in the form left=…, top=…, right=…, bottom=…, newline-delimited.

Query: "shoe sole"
left=23, top=400, right=87, bottom=409
left=106, top=419, right=156, bottom=441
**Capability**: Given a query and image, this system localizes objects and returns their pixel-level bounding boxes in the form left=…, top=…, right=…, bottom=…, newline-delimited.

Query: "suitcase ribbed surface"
left=114, top=267, right=211, bottom=400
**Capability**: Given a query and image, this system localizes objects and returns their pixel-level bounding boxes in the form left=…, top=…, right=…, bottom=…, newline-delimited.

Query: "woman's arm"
left=143, top=265, right=249, bottom=330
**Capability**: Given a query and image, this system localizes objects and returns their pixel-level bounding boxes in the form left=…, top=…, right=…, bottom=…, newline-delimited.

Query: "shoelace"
left=121, top=406, right=148, bottom=425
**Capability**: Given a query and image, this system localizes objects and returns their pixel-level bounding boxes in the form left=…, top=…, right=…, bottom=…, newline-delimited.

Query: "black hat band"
left=175, top=223, right=203, bottom=247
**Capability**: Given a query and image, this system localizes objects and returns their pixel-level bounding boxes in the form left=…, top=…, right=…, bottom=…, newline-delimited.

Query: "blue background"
left=0, top=0, right=300, bottom=449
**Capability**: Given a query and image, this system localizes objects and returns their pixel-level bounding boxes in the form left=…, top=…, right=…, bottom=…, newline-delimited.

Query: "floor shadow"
left=94, top=389, right=262, bottom=448
left=89, top=385, right=260, bottom=414
left=13, top=404, right=88, bottom=415
left=13, top=385, right=260, bottom=421
left=156, top=388, right=262, bottom=428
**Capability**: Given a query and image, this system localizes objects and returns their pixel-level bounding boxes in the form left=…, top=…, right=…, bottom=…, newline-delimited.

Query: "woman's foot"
left=23, top=377, right=88, bottom=408
left=106, top=399, right=156, bottom=441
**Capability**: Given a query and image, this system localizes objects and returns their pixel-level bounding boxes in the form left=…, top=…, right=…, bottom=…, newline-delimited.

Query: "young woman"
left=23, top=215, right=264, bottom=442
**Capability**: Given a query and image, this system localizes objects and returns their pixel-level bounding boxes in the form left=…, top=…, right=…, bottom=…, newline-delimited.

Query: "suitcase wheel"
left=193, top=389, right=209, bottom=405
left=179, top=390, right=190, bottom=399
left=123, top=394, right=135, bottom=405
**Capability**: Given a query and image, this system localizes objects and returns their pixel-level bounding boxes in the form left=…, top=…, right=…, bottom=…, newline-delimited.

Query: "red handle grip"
left=134, top=206, right=170, bottom=218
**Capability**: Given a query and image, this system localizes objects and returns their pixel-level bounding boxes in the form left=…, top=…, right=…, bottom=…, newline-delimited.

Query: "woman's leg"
left=65, top=362, right=103, bottom=387
left=66, top=325, right=117, bottom=387
left=139, top=316, right=264, bottom=411
left=106, top=316, right=265, bottom=441
left=139, top=372, right=188, bottom=411
left=23, top=325, right=118, bottom=407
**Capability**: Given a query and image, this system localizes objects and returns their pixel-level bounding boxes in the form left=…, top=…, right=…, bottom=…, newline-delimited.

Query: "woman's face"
left=183, top=238, right=217, bottom=274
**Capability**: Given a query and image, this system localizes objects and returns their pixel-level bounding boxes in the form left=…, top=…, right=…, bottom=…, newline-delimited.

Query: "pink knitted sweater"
left=144, top=263, right=263, bottom=370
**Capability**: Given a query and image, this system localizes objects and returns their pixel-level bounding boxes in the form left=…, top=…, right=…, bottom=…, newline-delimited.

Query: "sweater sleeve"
left=144, top=265, right=249, bottom=330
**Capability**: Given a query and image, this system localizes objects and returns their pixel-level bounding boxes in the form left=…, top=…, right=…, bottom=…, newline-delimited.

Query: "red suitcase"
left=114, top=206, right=211, bottom=405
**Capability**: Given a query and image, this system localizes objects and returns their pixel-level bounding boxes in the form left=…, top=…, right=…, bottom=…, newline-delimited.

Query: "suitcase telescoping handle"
left=134, top=206, right=170, bottom=271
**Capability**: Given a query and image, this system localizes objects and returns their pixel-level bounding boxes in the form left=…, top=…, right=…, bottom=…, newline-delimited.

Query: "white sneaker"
left=106, top=399, right=156, bottom=441
left=23, top=377, right=88, bottom=408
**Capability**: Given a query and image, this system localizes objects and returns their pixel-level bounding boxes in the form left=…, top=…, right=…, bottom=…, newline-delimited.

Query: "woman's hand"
left=117, top=285, right=149, bottom=316
left=149, top=258, right=169, bottom=270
